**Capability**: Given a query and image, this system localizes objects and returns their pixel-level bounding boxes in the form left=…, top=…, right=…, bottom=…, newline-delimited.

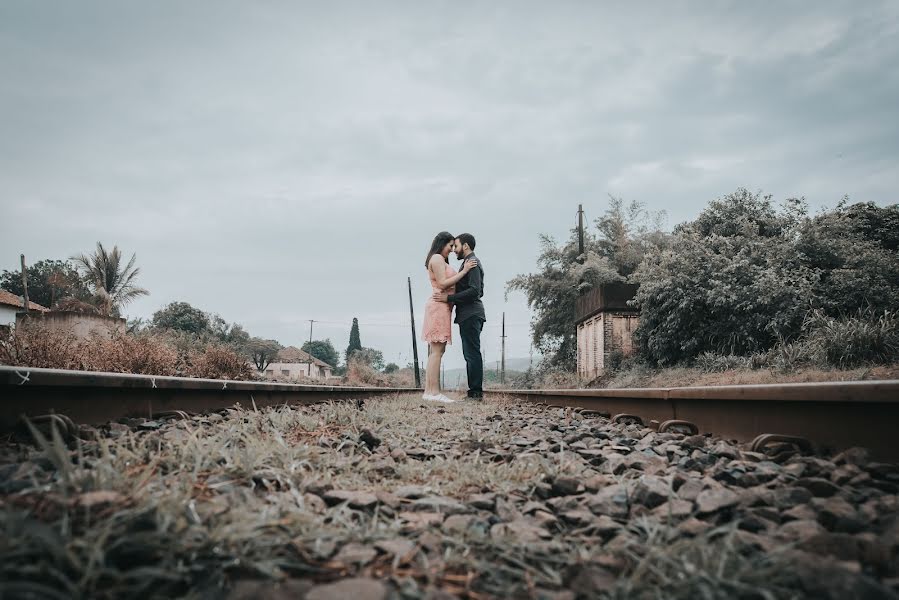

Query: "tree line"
left=508, top=189, right=899, bottom=371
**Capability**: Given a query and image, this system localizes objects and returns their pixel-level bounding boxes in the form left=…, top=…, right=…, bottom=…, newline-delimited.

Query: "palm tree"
left=72, top=242, right=149, bottom=316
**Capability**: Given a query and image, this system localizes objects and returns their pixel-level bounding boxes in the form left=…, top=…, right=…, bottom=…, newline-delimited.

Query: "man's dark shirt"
left=448, top=252, right=486, bottom=324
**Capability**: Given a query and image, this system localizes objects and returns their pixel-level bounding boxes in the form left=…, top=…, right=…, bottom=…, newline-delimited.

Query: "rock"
left=782, top=504, right=817, bottom=522
left=696, top=488, right=739, bottom=514
left=815, top=497, right=865, bottom=533
left=583, top=474, right=614, bottom=493
left=675, top=478, right=704, bottom=502
left=322, top=490, right=378, bottom=509
left=831, top=464, right=861, bottom=486
left=442, top=514, right=478, bottom=534
left=710, top=440, right=738, bottom=460
left=228, top=579, right=315, bottom=600
left=107, top=422, right=130, bottom=437
left=586, top=484, right=629, bottom=519
left=359, top=428, right=381, bottom=449
left=495, top=496, right=523, bottom=521
left=75, top=490, right=125, bottom=508
left=682, top=435, right=706, bottom=449
left=332, top=543, right=377, bottom=565
left=566, top=564, right=617, bottom=595
left=390, top=448, right=408, bottom=462
left=796, top=477, right=841, bottom=498
left=560, top=509, right=595, bottom=527
left=773, top=486, right=814, bottom=510
left=374, top=538, right=416, bottom=559
left=594, top=515, right=622, bottom=539
left=394, top=485, right=433, bottom=499
left=532, top=510, right=560, bottom=529
left=302, top=493, right=327, bottom=513
left=832, top=447, right=869, bottom=467
left=466, top=493, right=496, bottom=510
left=551, top=475, right=584, bottom=496
left=776, top=519, right=827, bottom=543
left=632, top=475, right=670, bottom=509
left=678, top=518, right=712, bottom=537
left=409, top=496, right=469, bottom=515
left=490, top=519, right=552, bottom=543
left=305, top=578, right=388, bottom=600
left=374, top=491, right=400, bottom=509
left=399, top=511, right=444, bottom=530
left=652, top=499, right=693, bottom=519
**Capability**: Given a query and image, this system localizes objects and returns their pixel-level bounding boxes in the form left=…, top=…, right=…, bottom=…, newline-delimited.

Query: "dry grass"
left=0, top=324, right=254, bottom=381
left=601, top=363, right=899, bottom=389
left=0, top=395, right=881, bottom=599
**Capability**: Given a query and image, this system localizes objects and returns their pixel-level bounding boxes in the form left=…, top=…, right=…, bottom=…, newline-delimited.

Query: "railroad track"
left=2, top=365, right=897, bottom=461
left=485, top=382, right=899, bottom=462
left=0, top=365, right=416, bottom=431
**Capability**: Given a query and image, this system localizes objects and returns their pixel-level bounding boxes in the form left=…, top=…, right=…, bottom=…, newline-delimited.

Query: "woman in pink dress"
left=422, top=231, right=477, bottom=402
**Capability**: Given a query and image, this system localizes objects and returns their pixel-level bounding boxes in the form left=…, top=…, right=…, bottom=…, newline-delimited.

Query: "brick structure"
left=575, top=283, right=639, bottom=380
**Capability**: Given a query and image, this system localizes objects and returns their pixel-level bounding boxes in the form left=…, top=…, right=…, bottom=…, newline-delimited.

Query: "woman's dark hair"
left=425, top=231, right=455, bottom=267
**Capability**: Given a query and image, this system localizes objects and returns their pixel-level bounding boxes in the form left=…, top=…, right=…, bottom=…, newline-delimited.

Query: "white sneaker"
left=422, top=393, right=438, bottom=401
left=434, top=394, right=456, bottom=403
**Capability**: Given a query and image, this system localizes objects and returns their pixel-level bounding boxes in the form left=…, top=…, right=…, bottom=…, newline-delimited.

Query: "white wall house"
left=260, top=346, right=334, bottom=380
left=0, top=290, right=49, bottom=327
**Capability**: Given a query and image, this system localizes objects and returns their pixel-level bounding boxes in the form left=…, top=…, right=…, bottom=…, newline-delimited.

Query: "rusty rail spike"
left=612, top=413, right=644, bottom=426
left=750, top=433, right=815, bottom=455
left=658, top=419, right=699, bottom=435
left=27, top=414, right=78, bottom=439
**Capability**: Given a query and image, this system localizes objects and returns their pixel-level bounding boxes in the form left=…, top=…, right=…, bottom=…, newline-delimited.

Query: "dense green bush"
left=801, top=308, right=899, bottom=368
left=633, top=190, right=899, bottom=366
left=632, top=190, right=813, bottom=365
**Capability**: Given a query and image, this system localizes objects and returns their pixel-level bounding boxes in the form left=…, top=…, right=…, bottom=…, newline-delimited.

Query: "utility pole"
left=577, top=204, right=585, bottom=257
left=500, top=311, right=506, bottom=384
left=20, top=255, right=30, bottom=314
left=307, top=319, right=315, bottom=377
left=408, top=277, right=421, bottom=388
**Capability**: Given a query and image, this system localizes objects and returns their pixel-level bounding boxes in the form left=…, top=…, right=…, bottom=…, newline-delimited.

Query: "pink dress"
left=423, top=262, right=456, bottom=344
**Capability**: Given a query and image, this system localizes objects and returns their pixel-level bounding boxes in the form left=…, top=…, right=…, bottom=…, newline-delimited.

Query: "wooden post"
left=501, top=312, right=506, bottom=384
left=578, top=204, right=587, bottom=258
left=20, top=255, right=30, bottom=313
left=408, top=277, right=421, bottom=388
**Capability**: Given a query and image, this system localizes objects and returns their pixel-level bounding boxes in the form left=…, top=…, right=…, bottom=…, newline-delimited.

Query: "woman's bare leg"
left=425, top=342, right=445, bottom=395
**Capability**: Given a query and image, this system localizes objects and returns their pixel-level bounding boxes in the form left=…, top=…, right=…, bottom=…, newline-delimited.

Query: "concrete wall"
left=0, top=305, right=17, bottom=327
left=577, top=312, right=640, bottom=380
left=260, top=361, right=332, bottom=381
left=16, top=311, right=126, bottom=340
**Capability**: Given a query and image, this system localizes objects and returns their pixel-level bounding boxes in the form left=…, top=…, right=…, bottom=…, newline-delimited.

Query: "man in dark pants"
left=432, top=233, right=485, bottom=399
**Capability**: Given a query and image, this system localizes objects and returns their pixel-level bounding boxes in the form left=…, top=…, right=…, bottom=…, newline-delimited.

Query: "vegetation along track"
left=1, top=391, right=898, bottom=598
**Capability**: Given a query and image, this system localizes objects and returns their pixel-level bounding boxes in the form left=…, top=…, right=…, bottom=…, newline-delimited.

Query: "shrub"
left=0, top=325, right=256, bottom=380
left=694, top=352, right=749, bottom=373
left=802, top=308, right=899, bottom=368
left=186, top=344, right=255, bottom=380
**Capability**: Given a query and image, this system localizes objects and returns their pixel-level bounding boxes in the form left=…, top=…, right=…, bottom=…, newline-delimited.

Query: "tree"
left=302, top=339, right=340, bottom=368
left=0, top=259, right=90, bottom=308
left=247, top=338, right=282, bottom=371
left=507, top=200, right=668, bottom=369
left=632, top=189, right=814, bottom=365
left=71, top=242, right=149, bottom=316
left=350, top=347, right=384, bottom=371
left=152, top=302, right=210, bottom=335
left=796, top=201, right=899, bottom=316
left=346, top=317, right=362, bottom=362
left=384, top=363, right=399, bottom=374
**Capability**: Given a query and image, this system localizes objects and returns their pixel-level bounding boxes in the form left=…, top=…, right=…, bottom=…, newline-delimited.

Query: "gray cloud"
left=2, top=1, right=897, bottom=369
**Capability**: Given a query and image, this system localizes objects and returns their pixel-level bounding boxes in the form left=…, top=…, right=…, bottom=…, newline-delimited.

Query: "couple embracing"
left=422, top=232, right=485, bottom=403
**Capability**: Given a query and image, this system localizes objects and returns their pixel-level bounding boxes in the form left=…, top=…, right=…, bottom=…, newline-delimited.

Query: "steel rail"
left=485, top=380, right=899, bottom=461
left=0, top=365, right=419, bottom=429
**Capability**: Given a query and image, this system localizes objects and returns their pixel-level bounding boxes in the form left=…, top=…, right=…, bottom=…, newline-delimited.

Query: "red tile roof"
left=276, top=346, right=333, bottom=369
left=0, top=290, right=49, bottom=312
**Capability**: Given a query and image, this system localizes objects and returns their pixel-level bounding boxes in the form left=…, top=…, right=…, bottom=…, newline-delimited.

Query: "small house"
left=262, top=346, right=334, bottom=380
left=576, top=283, right=640, bottom=380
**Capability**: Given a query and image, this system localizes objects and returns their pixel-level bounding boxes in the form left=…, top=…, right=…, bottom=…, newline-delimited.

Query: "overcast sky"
left=2, top=2, right=898, bottom=369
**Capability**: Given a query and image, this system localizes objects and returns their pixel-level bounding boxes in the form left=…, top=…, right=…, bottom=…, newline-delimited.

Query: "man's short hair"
left=456, top=233, right=476, bottom=251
